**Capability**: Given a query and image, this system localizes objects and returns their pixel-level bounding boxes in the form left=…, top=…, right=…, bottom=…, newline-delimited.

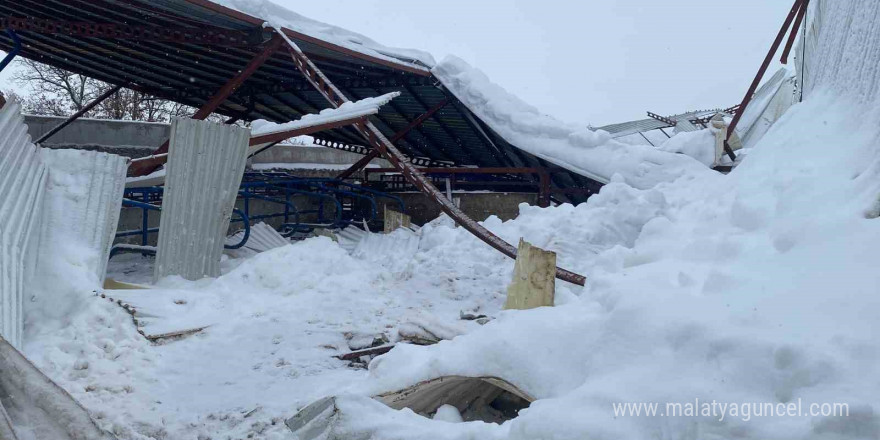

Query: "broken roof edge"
left=184, top=0, right=434, bottom=76
left=433, top=56, right=713, bottom=189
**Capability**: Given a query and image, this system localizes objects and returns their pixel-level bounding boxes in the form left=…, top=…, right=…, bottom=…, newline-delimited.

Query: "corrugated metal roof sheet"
left=0, top=100, right=48, bottom=349
left=154, top=118, right=249, bottom=281
left=37, top=149, right=129, bottom=282
left=595, top=109, right=727, bottom=139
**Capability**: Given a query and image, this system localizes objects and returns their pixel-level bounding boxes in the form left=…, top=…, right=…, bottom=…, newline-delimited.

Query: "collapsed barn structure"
left=0, top=0, right=827, bottom=438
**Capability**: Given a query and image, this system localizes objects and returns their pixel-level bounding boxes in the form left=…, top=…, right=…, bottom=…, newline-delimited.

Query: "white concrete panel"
left=154, top=119, right=249, bottom=282
left=0, top=101, right=48, bottom=349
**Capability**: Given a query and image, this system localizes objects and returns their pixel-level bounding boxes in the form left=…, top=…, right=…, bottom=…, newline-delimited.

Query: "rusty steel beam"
left=726, top=0, right=804, bottom=158
left=36, top=83, right=126, bottom=144
left=366, top=167, right=546, bottom=175
left=277, top=33, right=586, bottom=285
left=337, top=98, right=450, bottom=180
left=646, top=111, right=677, bottom=127
left=337, top=150, right=380, bottom=180
left=129, top=34, right=284, bottom=177
left=0, top=16, right=259, bottom=47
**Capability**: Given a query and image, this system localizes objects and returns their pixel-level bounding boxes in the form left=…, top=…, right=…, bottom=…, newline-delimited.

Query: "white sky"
left=0, top=0, right=793, bottom=126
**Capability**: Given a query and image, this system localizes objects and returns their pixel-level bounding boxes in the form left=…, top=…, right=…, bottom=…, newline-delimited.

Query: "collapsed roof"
left=0, top=0, right=712, bottom=202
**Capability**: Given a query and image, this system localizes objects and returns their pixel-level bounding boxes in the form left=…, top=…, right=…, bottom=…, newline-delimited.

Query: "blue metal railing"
left=118, top=175, right=405, bottom=249
left=118, top=188, right=250, bottom=250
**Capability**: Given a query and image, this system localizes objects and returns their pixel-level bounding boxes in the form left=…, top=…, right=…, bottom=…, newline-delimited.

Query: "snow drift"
left=300, top=1, right=880, bottom=439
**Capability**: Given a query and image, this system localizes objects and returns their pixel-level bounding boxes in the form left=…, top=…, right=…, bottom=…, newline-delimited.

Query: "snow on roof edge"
left=432, top=56, right=711, bottom=189
left=212, top=0, right=436, bottom=70
left=250, top=92, right=400, bottom=136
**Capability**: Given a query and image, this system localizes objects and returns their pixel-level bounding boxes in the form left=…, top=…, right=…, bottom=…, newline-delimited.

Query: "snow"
left=13, top=0, right=880, bottom=439
left=212, top=0, right=435, bottom=69
left=433, top=56, right=712, bottom=188
left=249, top=92, right=400, bottom=137
left=656, top=127, right=717, bottom=167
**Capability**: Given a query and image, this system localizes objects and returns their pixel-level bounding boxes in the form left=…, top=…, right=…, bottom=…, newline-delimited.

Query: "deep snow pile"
left=307, top=1, right=880, bottom=436
left=340, top=93, right=880, bottom=440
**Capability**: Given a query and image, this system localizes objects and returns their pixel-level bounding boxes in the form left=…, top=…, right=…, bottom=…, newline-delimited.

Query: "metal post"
left=0, top=29, right=21, bottom=73
left=781, top=0, right=810, bottom=64
left=129, top=34, right=285, bottom=177
left=141, top=191, right=149, bottom=247
left=725, top=0, right=804, bottom=160
left=36, top=83, right=125, bottom=144
left=538, top=170, right=551, bottom=208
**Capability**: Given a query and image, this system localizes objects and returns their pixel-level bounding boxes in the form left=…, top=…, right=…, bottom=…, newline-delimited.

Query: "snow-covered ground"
left=13, top=0, right=880, bottom=439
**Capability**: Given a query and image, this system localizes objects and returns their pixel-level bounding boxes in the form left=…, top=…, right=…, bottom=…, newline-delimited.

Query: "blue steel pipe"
left=0, top=29, right=21, bottom=73
left=119, top=198, right=251, bottom=250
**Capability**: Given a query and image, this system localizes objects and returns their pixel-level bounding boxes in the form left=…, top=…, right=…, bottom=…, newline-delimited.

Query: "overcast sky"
left=0, top=0, right=793, bottom=126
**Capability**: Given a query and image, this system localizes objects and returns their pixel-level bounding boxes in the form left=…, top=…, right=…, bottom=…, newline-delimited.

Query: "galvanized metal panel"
left=225, top=222, right=289, bottom=259
left=0, top=101, right=48, bottom=349
left=154, top=118, right=249, bottom=281
left=36, top=149, right=129, bottom=283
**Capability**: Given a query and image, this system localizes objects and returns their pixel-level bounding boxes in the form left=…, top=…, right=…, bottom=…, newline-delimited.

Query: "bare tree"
left=10, top=59, right=222, bottom=123
left=12, top=58, right=96, bottom=116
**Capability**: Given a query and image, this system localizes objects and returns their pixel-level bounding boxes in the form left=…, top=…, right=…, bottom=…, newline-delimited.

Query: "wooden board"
left=504, top=239, right=556, bottom=310
left=383, top=208, right=411, bottom=234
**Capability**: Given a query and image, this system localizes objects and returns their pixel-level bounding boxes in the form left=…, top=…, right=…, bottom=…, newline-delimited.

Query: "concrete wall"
left=24, top=115, right=390, bottom=167
left=115, top=191, right=534, bottom=245
left=249, top=144, right=390, bottom=167
left=377, top=192, right=538, bottom=225
left=25, top=115, right=170, bottom=149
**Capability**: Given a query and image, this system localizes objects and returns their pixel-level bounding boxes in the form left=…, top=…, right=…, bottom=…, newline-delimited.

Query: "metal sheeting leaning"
left=735, top=69, right=797, bottom=148
left=154, top=119, right=249, bottom=282
left=0, top=101, right=48, bottom=349
left=36, top=149, right=129, bottom=283
left=225, top=222, right=289, bottom=259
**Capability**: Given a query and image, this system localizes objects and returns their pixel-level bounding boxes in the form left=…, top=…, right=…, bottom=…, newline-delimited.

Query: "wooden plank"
left=383, top=208, right=411, bottom=234
left=503, top=239, right=556, bottom=310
